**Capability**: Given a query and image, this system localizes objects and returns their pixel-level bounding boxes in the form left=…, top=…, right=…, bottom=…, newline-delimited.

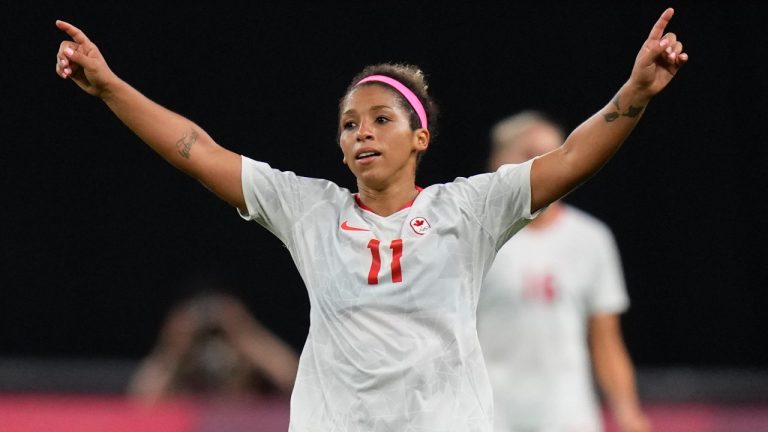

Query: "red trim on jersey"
left=354, top=187, right=423, bottom=214
left=367, top=239, right=381, bottom=285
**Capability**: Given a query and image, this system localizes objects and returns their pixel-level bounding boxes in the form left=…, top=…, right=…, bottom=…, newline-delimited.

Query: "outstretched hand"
left=55, top=20, right=117, bottom=97
left=629, top=8, right=688, bottom=98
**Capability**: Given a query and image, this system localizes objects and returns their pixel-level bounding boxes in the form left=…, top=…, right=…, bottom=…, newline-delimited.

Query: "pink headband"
left=356, top=75, right=428, bottom=129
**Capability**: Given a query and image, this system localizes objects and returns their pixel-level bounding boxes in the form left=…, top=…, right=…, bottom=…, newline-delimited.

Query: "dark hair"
left=338, top=63, right=440, bottom=157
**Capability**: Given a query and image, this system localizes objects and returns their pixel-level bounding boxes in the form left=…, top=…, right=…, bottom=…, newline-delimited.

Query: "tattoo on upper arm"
left=176, top=129, right=198, bottom=159
left=603, top=94, right=644, bottom=123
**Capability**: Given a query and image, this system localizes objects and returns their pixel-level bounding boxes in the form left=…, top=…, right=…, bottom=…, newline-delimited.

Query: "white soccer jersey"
left=476, top=205, right=629, bottom=432
left=238, top=156, right=536, bottom=432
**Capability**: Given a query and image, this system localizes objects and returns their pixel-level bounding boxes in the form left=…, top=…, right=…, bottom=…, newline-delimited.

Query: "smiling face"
left=339, top=84, right=429, bottom=190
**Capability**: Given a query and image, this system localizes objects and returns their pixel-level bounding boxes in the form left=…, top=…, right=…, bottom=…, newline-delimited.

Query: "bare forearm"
left=593, top=344, right=642, bottom=413
left=98, top=78, right=244, bottom=207
left=240, top=337, right=298, bottom=394
left=541, top=7, right=687, bottom=209
left=590, top=314, right=649, bottom=431
left=231, top=323, right=298, bottom=394
left=531, top=82, right=651, bottom=211
left=564, top=82, right=650, bottom=183
left=55, top=21, right=244, bottom=207
left=100, top=78, right=216, bottom=175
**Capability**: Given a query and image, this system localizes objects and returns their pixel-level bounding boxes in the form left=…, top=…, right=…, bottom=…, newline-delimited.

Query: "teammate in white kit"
left=477, top=111, right=651, bottom=432
left=54, top=8, right=686, bottom=431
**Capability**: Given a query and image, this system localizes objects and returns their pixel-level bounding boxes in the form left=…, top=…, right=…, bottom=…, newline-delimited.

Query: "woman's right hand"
left=55, top=20, right=118, bottom=98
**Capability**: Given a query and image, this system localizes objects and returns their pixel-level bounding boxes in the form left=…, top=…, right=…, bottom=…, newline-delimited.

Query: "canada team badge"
left=410, top=217, right=431, bottom=235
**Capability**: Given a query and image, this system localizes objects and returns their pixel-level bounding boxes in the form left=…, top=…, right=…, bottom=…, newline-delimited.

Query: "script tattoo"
left=603, top=94, right=644, bottom=122
left=176, top=128, right=198, bottom=159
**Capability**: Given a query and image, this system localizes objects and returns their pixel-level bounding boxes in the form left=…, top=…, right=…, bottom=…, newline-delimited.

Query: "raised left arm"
left=530, top=7, right=688, bottom=212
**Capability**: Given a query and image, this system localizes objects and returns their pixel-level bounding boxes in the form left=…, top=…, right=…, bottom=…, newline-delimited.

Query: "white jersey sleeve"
left=445, top=161, right=539, bottom=251
left=237, top=156, right=345, bottom=245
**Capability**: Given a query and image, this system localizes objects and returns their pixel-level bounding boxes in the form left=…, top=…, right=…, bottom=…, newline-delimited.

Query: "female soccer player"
left=54, top=8, right=686, bottom=431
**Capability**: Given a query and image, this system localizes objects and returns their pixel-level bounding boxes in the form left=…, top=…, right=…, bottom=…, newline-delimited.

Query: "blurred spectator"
left=128, top=292, right=298, bottom=404
left=477, top=111, right=650, bottom=432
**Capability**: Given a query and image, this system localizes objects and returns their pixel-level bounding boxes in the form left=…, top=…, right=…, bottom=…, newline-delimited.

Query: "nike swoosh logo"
left=341, top=221, right=370, bottom=231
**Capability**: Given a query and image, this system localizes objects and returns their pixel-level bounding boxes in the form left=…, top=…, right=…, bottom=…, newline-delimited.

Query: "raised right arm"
left=55, top=20, right=245, bottom=210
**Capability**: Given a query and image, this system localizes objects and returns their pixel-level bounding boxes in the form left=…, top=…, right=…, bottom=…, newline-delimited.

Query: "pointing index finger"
left=55, top=19, right=92, bottom=45
left=648, top=7, right=674, bottom=41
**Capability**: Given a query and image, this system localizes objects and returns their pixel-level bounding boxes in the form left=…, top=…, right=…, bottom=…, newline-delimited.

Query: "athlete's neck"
left=356, top=181, right=420, bottom=217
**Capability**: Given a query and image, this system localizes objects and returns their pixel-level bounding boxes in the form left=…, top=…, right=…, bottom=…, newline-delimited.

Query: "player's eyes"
left=341, top=116, right=388, bottom=131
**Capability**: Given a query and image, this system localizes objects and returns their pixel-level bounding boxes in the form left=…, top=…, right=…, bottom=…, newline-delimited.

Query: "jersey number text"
left=366, top=239, right=403, bottom=285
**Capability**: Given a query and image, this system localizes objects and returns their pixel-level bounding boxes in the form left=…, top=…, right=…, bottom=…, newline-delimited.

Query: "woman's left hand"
left=629, top=8, right=689, bottom=99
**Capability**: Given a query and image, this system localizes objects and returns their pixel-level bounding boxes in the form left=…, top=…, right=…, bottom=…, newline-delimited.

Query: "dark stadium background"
left=3, top=0, right=766, bottom=389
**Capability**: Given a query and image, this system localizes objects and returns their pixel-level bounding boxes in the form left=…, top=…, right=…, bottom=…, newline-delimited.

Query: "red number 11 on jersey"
left=366, top=239, right=403, bottom=285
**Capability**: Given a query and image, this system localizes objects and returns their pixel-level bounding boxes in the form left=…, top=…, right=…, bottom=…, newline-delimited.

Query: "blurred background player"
left=128, top=292, right=299, bottom=404
left=477, top=111, right=651, bottom=432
